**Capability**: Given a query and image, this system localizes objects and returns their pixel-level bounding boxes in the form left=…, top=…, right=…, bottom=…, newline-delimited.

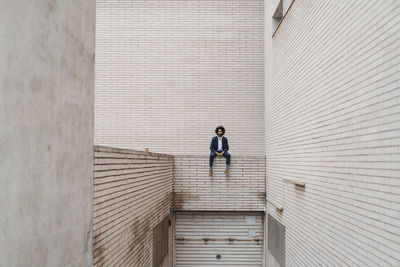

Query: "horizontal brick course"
left=173, top=155, right=266, bottom=211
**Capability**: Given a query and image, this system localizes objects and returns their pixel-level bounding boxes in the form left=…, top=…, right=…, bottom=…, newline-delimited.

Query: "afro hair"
left=215, top=126, right=226, bottom=135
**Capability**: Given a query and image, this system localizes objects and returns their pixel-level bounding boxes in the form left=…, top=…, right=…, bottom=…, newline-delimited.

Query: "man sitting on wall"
left=209, top=126, right=230, bottom=176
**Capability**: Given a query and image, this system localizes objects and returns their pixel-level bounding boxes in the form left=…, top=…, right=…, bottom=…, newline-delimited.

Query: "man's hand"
left=217, top=152, right=224, bottom=156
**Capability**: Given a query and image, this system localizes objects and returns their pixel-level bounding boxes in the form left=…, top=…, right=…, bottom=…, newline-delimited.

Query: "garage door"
left=175, top=212, right=263, bottom=267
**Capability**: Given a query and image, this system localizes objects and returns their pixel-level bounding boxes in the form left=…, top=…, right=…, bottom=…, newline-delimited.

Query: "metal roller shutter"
left=175, top=212, right=263, bottom=267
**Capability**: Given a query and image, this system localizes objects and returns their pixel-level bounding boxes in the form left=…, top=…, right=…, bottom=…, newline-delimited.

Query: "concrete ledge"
left=95, top=145, right=174, bottom=158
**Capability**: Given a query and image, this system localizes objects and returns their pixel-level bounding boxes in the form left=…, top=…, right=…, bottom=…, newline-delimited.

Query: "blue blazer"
left=210, top=136, right=229, bottom=153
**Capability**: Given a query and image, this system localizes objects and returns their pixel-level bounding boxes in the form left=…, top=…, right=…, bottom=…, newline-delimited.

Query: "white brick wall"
left=174, top=155, right=266, bottom=211
left=264, top=0, right=400, bottom=266
left=95, top=0, right=265, bottom=156
left=93, top=146, right=174, bottom=266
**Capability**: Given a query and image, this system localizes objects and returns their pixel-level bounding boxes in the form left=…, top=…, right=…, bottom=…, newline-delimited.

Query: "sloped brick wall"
left=93, top=146, right=173, bottom=266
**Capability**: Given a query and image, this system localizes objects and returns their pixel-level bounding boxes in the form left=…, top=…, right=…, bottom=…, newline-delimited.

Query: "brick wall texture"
left=173, top=155, right=266, bottom=211
left=264, top=0, right=400, bottom=266
left=95, top=0, right=265, bottom=156
left=93, top=146, right=174, bottom=266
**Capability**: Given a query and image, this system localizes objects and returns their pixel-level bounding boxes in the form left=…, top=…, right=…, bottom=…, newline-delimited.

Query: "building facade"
left=264, top=0, right=400, bottom=266
left=95, top=0, right=265, bottom=156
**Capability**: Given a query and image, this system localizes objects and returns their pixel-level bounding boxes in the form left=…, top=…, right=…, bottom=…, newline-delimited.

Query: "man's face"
left=217, top=129, right=223, bottom=137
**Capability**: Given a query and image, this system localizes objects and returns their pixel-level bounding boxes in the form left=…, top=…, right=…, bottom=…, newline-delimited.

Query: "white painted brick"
left=265, top=0, right=400, bottom=266
left=93, top=146, right=173, bottom=266
left=95, top=0, right=265, bottom=156
left=173, top=156, right=266, bottom=211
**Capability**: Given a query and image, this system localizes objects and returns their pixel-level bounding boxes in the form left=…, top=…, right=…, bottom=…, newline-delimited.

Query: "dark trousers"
left=209, top=151, right=231, bottom=168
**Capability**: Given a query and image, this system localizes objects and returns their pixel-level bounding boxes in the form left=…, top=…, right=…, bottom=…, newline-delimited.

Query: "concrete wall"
left=95, top=0, right=265, bottom=156
left=264, top=0, right=400, bottom=266
left=0, top=1, right=95, bottom=266
left=174, top=155, right=266, bottom=211
left=93, top=146, right=174, bottom=266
